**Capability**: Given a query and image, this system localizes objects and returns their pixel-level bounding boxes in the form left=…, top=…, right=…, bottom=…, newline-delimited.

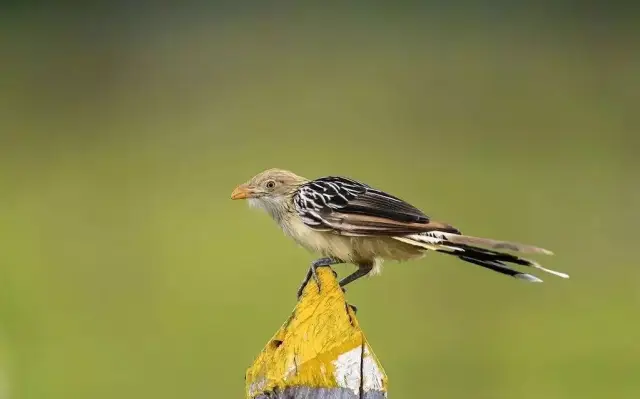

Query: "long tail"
left=393, top=231, right=569, bottom=282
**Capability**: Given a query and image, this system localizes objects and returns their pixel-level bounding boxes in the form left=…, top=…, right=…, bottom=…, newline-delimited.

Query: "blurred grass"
left=0, top=5, right=639, bottom=399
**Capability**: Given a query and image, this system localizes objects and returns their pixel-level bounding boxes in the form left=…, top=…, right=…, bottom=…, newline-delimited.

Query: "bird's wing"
left=292, top=176, right=458, bottom=236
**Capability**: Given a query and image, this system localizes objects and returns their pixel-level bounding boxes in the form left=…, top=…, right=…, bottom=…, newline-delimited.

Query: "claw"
left=311, top=264, right=322, bottom=293
left=296, top=268, right=313, bottom=300
left=295, top=257, right=343, bottom=300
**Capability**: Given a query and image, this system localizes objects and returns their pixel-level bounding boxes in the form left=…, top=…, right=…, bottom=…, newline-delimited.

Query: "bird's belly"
left=283, top=218, right=424, bottom=263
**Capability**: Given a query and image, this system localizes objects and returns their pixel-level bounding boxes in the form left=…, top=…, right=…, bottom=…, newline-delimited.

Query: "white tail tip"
left=516, top=273, right=543, bottom=283
left=530, top=262, right=570, bottom=279
left=545, top=269, right=570, bottom=279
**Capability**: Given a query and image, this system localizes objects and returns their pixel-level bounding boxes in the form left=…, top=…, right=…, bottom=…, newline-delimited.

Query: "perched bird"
left=231, top=168, right=568, bottom=297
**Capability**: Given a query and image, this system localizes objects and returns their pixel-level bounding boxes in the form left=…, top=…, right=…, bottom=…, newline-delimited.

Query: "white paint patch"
left=333, top=347, right=360, bottom=393
left=283, top=353, right=301, bottom=381
left=362, top=346, right=386, bottom=392
left=247, top=377, right=267, bottom=397
left=333, top=345, right=385, bottom=395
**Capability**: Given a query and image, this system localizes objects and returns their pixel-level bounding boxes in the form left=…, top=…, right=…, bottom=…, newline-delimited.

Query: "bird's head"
left=231, top=168, right=308, bottom=216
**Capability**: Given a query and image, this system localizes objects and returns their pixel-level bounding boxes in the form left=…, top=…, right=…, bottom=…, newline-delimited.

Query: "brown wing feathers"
left=294, top=176, right=460, bottom=236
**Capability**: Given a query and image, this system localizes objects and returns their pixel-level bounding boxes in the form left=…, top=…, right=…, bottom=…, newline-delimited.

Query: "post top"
left=245, top=267, right=388, bottom=398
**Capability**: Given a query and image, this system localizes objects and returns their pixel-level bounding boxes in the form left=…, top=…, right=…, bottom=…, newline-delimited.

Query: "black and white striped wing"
left=292, top=176, right=442, bottom=236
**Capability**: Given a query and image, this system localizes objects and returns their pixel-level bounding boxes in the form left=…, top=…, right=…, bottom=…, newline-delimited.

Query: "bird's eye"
left=265, top=180, right=276, bottom=189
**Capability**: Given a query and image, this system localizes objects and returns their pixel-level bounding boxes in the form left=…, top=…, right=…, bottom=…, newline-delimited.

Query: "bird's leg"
left=296, top=257, right=342, bottom=299
left=338, top=263, right=373, bottom=289
left=339, top=264, right=372, bottom=316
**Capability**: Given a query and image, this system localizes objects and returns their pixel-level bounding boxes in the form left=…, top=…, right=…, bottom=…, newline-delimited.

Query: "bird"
left=231, top=168, right=569, bottom=297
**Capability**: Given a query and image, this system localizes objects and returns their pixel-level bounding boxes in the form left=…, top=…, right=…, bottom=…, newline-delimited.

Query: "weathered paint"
left=245, top=267, right=388, bottom=398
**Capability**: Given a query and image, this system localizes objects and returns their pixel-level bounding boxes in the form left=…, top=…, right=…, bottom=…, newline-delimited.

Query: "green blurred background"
left=0, top=3, right=638, bottom=398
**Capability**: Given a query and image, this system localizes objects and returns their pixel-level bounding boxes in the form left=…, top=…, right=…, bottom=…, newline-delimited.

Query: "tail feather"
left=457, top=254, right=543, bottom=282
left=453, top=244, right=569, bottom=279
left=392, top=232, right=569, bottom=282
left=440, top=232, right=553, bottom=255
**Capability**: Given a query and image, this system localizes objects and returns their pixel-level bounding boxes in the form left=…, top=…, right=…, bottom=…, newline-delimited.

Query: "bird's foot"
left=296, top=257, right=340, bottom=300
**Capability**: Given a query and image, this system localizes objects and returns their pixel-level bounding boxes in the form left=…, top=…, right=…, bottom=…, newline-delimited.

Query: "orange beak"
left=231, top=184, right=253, bottom=200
